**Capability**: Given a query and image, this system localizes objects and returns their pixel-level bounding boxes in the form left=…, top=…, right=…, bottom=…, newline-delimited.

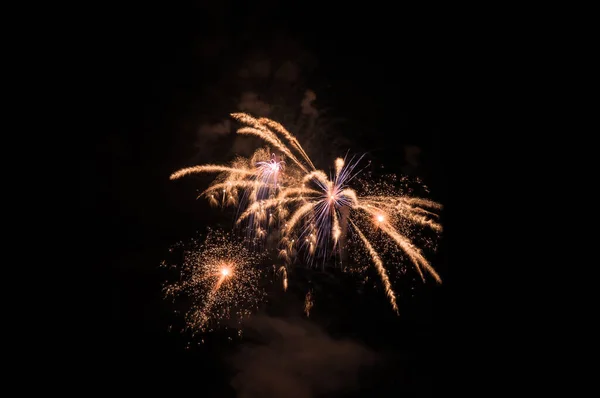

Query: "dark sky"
left=84, top=2, right=455, bottom=396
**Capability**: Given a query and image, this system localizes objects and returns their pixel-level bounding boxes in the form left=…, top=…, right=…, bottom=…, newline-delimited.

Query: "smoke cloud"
left=300, top=89, right=318, bottom=118
left=229, top=315, right=376, bottom=398
left=195, top=120, right=231, bottom=141
left=238, top=91, right=272, bottom=117
left=192, top=120, right=233, bottom=159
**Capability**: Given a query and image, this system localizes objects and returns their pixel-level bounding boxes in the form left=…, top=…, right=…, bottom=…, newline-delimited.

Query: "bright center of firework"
left=221, top=268, right=231, bottom=277
left=269, top=163, right=280, bottom=172
left=377, top=215, right=384, bottom=222
left=328, top=187, right=339, bottom=203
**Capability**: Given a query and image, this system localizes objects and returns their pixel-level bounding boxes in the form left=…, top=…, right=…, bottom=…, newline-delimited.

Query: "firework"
left=278, top=266, right=288, bottom=292
left=304, top=290, right=314, bottom=317
left=170, top=113, right=443, bottom=314
left=237, top=153, right=443, bottom=313
left=163, top=229, right=268, bottom=334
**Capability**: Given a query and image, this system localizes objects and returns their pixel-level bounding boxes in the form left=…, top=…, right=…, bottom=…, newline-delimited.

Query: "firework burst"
left=163, top=229, right=268, bottom=334
left=170, top=113, right=443, bottom=314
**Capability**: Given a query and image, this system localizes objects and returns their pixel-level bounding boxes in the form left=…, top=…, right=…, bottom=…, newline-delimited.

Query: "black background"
left=82, top=2, right=473, bottom=396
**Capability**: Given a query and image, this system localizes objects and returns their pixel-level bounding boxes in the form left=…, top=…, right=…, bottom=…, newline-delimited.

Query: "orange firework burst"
left=169, top=113, right=443, bottom=315
left=163, top=229, right=268, bottom=334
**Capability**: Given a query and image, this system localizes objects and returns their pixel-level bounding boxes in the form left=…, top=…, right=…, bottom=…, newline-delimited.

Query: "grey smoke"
left=230, top=91, right=272, bottom=156
left=230, top=315, right=376, bottom=398
left=195, top=120, right=231, bottom=141
left=300, top=90, right=318, bottom=118
left=238, top=91, right=272, bottom=117
left=193, top=120, right=232, bottom=159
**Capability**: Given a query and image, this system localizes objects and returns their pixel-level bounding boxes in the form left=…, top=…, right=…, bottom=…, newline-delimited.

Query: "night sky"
left=84, top=2, right=461, bottom=396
